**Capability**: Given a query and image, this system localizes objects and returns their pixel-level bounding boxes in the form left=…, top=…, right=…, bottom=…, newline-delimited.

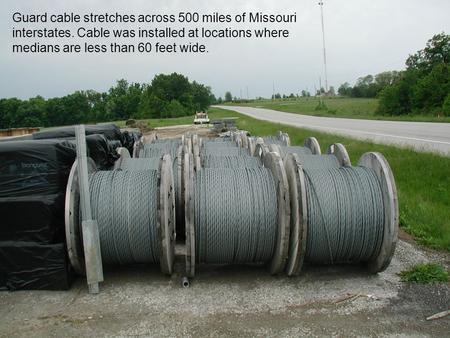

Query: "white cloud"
left=0, top=0, right=449, bottom=99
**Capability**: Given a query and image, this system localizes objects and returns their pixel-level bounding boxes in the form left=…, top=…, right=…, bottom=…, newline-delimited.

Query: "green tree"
left=379, top=33, right=450, bottom=116
left=406, top=33, right=450, bottom=72
left=163, top=99, right=188, bottom=118
left=224, top=91, right=233, bottom=102
left=338, top=82, right=352, bottom=96
left=442, top=93, right=450, bottom=116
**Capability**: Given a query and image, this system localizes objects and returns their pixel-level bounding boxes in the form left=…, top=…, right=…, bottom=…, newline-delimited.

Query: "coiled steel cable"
left=194, top=168, right=278, bottom=264
left=201, top=147, right=248, bottom=157
left=304, top=166, right=384, bottom=264
left=294, top=154, right=340, bottom=170
left=119, top=158, right=159, bottom=170
left=203, top=140, right=236, bottom=147
left=279, top=146, right=312, bottom=157
left=203, top=137, right=232, bottom=143
left=89, top=170, right=160, bottom=265
left=263, top=136, right=285, bottom=145
left=202, top=155, right=261, bottom=168
left=140, top=139, right=181, bottom=159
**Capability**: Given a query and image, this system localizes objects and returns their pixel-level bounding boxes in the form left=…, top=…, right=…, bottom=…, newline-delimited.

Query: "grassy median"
left=224, top=97, right=450, bottom=123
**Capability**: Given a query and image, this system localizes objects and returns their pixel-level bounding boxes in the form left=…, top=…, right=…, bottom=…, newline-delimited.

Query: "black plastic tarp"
left=32, top=123, right=123, bottom=142
left=0, top=193, right=65, bottom=243
left=0, top=139, right=76, bottom=197
left=121, top=130, right=141, bottom=154
left=0, top=241, right=72, bottom=290
left=66, top=134, right=118, bottom=169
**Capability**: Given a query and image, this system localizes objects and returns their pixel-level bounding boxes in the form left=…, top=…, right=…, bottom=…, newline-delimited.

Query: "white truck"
left=193, top=111, right=210, bottom=124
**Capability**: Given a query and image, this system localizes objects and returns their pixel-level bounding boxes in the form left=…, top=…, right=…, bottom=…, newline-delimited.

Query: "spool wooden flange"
left=254, top=143, right=270, bottom=161
left=192, top=134, right=201, bottom=170
left=327, top=143, right=351, bottom=167
left=176, top=145, right=185, bottom=236
left=132, top=137, right=144, bottom=158
left=65, top=158, right=97, bottom=275
left=182, top=134, right=192, bottom=155
left=247, top=137, right=256, bottom=157
left=235, top=133, right=243, bottom=148
left=184, top=153, right=196, bottom=277
left=262, top=151, right=291, bottom=275
left=283, top=153, right=308, bottom=276
left=359, top=152, right=398, bottom=273
left=304, top=137, right=321, bottom=155
left=240, top=131, right=249, bottom=150
left=113, top=147, right=131, bottom=170
left=282, top=133, right=291, bottom=146
left=158, top=154, right=176, bottom=275
left=268, top=143, right=281, bottom=154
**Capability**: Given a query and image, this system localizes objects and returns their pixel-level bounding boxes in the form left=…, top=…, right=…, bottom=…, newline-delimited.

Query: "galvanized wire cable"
left=194, top=168, right=278, bottom=264
left=119, top=158, right=159, bottom=170
left=294, top=154, right=340, bottom=170
left=202, top=140, right=237, bottom=149
left=279, top=146, right=312, bottom=157
left=263, top=136, right=285, bottom=145
left=140, top=139, right=181, bottom=159
left=201, top=147, right=248, bottom=157
left=203, top=155, right=261, bottom=168
left=203, top=138, right=232, bottom=143
left=89, top=170, right=160, bottom=265
left=304, top=166, right=384, bottom=265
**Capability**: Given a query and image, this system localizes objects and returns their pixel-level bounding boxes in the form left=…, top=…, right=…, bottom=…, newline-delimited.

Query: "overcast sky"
left=0, top=0, right=449, bottom=100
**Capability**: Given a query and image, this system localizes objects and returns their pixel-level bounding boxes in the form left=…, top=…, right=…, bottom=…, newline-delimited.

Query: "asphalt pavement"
left=216, top=105, right=450, bottom=155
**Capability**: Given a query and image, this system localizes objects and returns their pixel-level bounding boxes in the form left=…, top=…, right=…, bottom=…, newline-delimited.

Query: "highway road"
left=216, top=106, right=450, bottom=155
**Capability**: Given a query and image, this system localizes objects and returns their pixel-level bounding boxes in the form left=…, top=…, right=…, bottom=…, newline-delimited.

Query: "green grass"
left=400, top=263, right=449, bottom=283
left=223, top=97, right=450, bottom=123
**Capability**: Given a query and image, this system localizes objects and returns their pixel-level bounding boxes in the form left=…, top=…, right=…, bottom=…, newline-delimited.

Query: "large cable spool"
left=65, top=155, right=176, bottom=275
left=185, top=151, right=290, bottom=276
left=184, top=154, right=290, bottom=277
left=284, top=151, right=398, bottom=275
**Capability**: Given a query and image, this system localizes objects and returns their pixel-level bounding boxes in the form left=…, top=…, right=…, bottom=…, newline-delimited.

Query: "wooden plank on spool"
left=359, top=152, right=399, bottom=273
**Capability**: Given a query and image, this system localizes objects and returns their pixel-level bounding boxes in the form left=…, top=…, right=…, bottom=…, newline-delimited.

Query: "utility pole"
left=318, top=1, right=329, bottom=93
left=246, top=86, right=249, bottom=100
left=272, top=80, right=275, bottom=100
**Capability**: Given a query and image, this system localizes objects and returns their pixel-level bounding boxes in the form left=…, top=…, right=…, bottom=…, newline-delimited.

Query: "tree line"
left=338, top=33, right=450, bottom=116
left=0, top=73, right=215, bottom=129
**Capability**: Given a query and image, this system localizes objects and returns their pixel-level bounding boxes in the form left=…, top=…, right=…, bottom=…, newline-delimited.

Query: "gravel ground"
left=0, top=239, right=448, bottom=337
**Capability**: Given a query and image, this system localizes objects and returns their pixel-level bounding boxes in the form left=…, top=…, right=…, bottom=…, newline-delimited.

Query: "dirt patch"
left=144, top=124, right=216, bottom=141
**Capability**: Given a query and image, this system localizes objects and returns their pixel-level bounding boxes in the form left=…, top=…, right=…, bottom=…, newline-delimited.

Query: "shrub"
left=400, top=263, right=449, bottom=283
